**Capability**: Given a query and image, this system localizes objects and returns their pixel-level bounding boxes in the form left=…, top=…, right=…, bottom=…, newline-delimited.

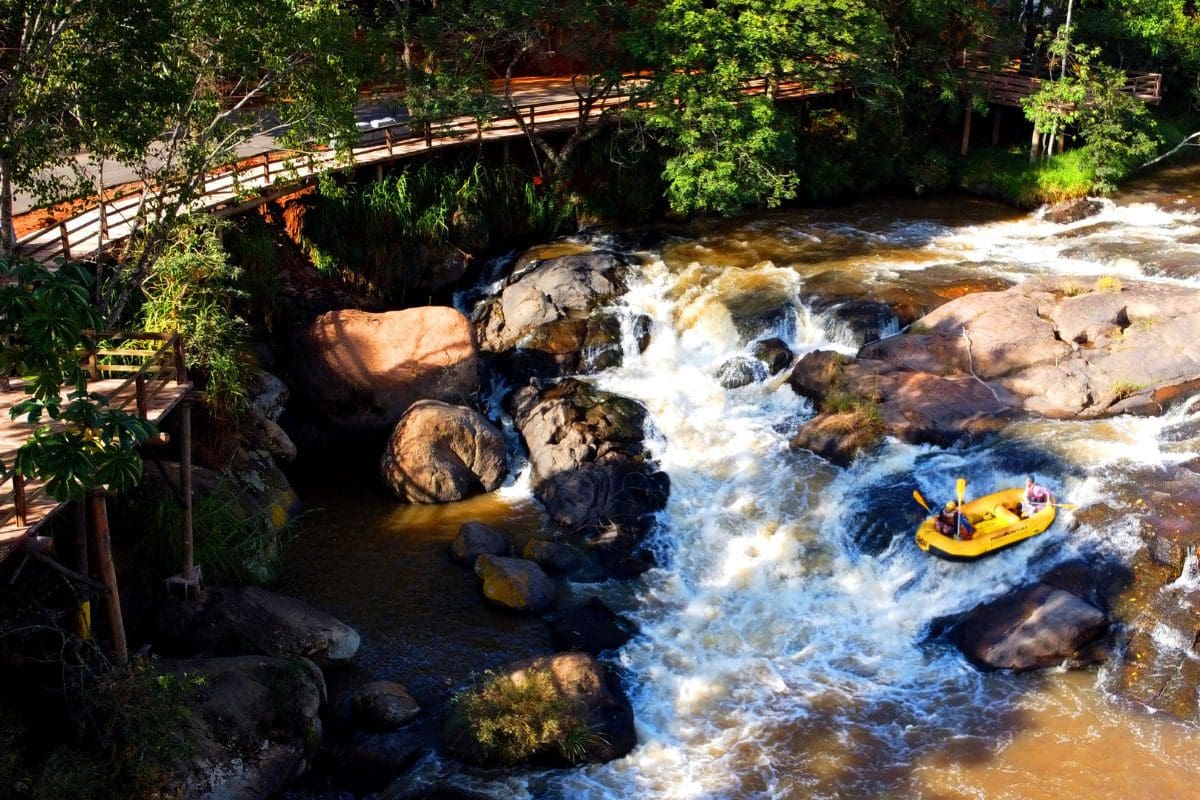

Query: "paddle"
left=912, top=489, right=932, bottom=513
left=956, top=477, right=966, bottom=539
left=1050, top=502, right=1076, bottom=510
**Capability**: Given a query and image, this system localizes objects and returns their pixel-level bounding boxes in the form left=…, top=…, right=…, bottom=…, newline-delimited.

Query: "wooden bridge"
left=13, top=77, right=840, bottom=265
left=956, top=55, right=1163, bottom=156
left=0, top=332, right=194, bottom=664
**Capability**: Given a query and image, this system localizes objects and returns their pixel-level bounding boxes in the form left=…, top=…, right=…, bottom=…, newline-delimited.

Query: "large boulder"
left=787, top=275, right=1200, bottom=462
left=165, top=655, right=325, bottom=800
left=151, top=587, right=361, bottom=668
left=863, top=276, right=1200, bottom=419
left=294, top=307, right=479, bottom=435
left=508, top=379, right=669, bottom=575
left=443, top=652, right=635, bottom=767
left=477, top=251, right=629, bottom=352
left=946, top=582, right=1109, bottom=671
left=474, top=555, right=556, bottom=613
left=379, top=400, right=508, bottom=503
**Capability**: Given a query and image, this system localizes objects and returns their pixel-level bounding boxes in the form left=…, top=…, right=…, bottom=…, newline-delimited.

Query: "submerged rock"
left=450, top=522, right=510, bottom=565
left=152, top=586, right=361, bottom=668
left=379, top=401, right=508, bottom=504
left=294, top=307, right=479, bottom=436
left=549, top=597, right=638, bottom=655
left=352, top=681, right=420, bottom=730
left=946, top=582, right=1109, bottom=672
left=715, top=356, right=764, bottom=389
left=1042, top=198, right=1104, bottom=225
left=521, top=538, right=581, bottom=574
left=474, top=555, right=556, bottom=613
left=443, top=652, right=635, bottom=767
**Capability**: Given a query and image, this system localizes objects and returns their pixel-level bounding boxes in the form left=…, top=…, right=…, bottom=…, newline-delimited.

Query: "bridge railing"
left=0, top=331, right=186, bottom=532
left=15, top=75, right=844, bottom=265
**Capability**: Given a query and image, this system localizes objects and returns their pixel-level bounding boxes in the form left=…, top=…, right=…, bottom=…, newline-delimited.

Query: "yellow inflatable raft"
left=915, top=487, right=1056, bottom=561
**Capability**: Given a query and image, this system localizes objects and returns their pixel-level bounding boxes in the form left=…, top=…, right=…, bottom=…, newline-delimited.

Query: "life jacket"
left=1026, top=484, right=1050, bottom=503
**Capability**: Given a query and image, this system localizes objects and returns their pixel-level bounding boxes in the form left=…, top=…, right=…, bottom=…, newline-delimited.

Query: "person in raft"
left=1022, top=475, right=1054, bottom=518
left=935, top=500, right=974, bottom=540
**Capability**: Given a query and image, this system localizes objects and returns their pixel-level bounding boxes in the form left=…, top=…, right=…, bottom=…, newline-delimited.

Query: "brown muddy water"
left=280, top=165, right=1200, bottom=799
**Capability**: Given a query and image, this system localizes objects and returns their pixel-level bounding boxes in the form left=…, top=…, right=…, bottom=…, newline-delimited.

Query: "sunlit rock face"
left=379, top=400, right=507, bottom=504
left=788, top=275, right=1200, bottom=464
left=508, top=378, right=669, bottom=576
left=295, top=306, right=479, bottom=435
left=864, top=275, right=1200, bottom=418
left=475, top=251, right=630, bottom=379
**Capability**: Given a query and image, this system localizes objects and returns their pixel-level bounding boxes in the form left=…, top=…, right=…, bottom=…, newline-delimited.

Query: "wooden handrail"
left=0, top=331, right=185, bottom=529
left=15, top=74, right=845, bottom=264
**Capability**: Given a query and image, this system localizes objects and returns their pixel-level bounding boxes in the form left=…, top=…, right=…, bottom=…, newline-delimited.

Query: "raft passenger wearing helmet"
left=935, top=500, right=974, bottom=540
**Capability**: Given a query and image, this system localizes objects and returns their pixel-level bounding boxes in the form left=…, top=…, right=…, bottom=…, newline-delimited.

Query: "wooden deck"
left=962, top=63, right=1163, bottom=109
left=14, top=76, right=843, bottom=265
left=0, top=333, right=191, bottom=564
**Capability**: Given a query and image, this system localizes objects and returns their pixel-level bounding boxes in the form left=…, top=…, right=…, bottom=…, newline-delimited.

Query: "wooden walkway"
left=961, top=60, right=1163, bottom=108
left=0, top=333, right=191, bottom=564
left=14, top=77, right=840, bottom=265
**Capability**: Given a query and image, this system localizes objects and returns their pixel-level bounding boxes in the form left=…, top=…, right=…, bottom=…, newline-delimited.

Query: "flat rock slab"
left=948, top=582, right=1109, bottom=672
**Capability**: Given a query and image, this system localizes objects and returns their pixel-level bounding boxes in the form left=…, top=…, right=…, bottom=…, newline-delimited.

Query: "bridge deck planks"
left=0, top=378, right=191, bottom=564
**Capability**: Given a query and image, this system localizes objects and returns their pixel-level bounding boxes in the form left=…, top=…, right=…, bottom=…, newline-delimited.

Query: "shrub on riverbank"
left=958, top=147, right=1096, bottom=207
left=300, top=159, right=580, bottom=302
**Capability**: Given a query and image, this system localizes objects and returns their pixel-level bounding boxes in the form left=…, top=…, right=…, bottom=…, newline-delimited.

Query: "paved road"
left=13, top=77, right=586, bottom=214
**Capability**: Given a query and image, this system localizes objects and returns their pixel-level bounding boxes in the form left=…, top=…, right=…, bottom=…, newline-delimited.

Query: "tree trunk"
left=0, top=157, right=15, bottom=256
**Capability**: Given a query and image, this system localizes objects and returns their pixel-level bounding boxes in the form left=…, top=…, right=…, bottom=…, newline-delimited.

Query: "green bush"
left=21, top=660, right=201, bottom=800
left=301, top=158, right=580, bottom=301
left=444, top=669, right=598, bottom=766
left=139, top=484, right=289, bottom=585
left=141, top=217, right=250, bottom=413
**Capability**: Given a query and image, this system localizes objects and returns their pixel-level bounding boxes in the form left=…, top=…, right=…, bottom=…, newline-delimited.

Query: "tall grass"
left=300, top=159, right=579, bottom=301
left=138, top=484, right=290, bottom=586
left=958, top=147, right=1096, bottom=207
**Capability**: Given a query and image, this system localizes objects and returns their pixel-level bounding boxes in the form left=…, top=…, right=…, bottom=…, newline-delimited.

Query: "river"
left=278, top=164, right=1200, bottom=799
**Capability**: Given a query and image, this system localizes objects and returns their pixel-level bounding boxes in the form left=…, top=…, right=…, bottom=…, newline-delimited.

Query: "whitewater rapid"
left=529, top=194, right=1200, bottom=799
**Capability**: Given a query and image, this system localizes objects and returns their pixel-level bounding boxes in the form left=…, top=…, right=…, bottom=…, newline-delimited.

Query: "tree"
left=632, top=0, right=888, bottom=215
left=402, top=0, right=634, bottom=182
left=104, top=0, right=367, bottom=320
left=0, top=0, right=176, bottom=254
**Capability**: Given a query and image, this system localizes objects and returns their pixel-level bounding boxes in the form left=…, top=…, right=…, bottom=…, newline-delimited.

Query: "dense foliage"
left=0, top=258, right=155, bottom=501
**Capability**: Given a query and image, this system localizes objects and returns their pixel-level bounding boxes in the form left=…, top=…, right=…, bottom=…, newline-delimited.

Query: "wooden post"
left=1030, top=126, right=1041, bottom=163
left=73, top=502, right=91, bottom=640
left=86, top=348, right=100, bottom=381
left=425, top=121, right=432, bottom=147
left=992, top=108, right=1002, bottom=146
left=180, top=400, right=195, bottom=582
left=13, top=474, right=27, bottom=527
left=263, top=158, right=270, bottom=184
left=173, top=335, right=188, bottom=383
left=90, top=491, right=127, bottom=665
left=385, top=127, right=394, bottom=155
left=58, top=222, right=70, bottom=259
left=529, top=105, right=535, bottom=130
left=135, top=374, right=147, bottom=419
left=99, top=201, right=108, bottom=247
left=960, top=100, right=973, bottom=156
left=1057, top=134, right=1065, bottom=154
left=375, top=164, right=383, bottom=181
